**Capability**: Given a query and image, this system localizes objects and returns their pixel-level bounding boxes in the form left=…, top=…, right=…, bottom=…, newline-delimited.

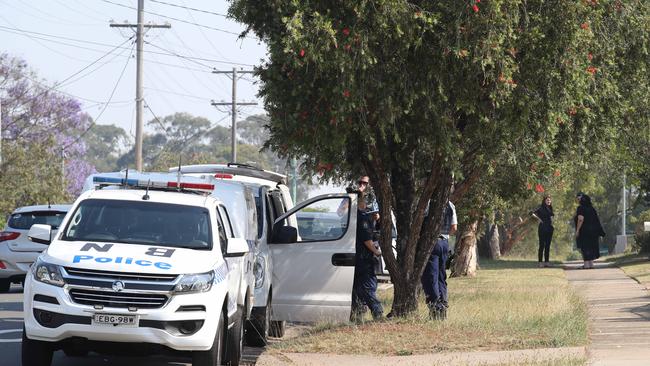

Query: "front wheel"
left=245, top=301, right=270, bottom=347
left=224, top=306, right=244, bottom=365
left=192, top=311, right=225, bottom=366
left=22, top=328, right=53, bottom=366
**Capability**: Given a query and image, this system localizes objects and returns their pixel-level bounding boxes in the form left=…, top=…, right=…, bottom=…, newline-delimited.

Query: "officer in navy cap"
left=350, top=191, right=383, bottom=322
left=421, top=199, right=457, bottom=320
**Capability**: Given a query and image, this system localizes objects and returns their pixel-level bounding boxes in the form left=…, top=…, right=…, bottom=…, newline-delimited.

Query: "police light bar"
left=214, top=173, right=233, bottom=179
left=92, top=176, right=214, bottom=193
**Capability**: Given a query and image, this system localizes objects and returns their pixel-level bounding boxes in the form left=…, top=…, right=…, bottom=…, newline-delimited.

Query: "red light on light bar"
left=0, top=231, right=20, bottom=242
left=214, top=173, right=233, bottom=179
left=167, top=182, right=215, bottom=191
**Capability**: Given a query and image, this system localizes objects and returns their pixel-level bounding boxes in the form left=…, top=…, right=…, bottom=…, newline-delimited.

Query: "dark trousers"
left=538, top=227, right=553, bottom=262
left=351, top=257, right=383, bottom=318
left=421, top=237, right=449, bottom=311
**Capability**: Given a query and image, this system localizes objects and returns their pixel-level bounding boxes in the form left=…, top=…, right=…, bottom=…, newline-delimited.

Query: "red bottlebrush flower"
left=476, top=0, right=481, bottom=2
left=580, top=22, right=589, bottom=30
left=342, top=28, right=350, bottom=36
left=330, top=117, right=337, bottom=126
left=586, top=66, right=598, bottom=75
left=554, top=169, right=561, bottom=177
left=344, top=44, right=351, bottom=51
left=415, top=11, right=422, bottom=17
left=326, top=163, right=333, bottom=171
left=526, top=183, right=532, bottom=190
left=588, top=53, right=593, bottom=61
left=498, top=74, right=506, bottom=82
left=299, top=49, right=305, bottom=57
left=472, top=4, right=479, bottom=12
left=568, top=108, right=577, bottom=116
left=538, top=152, right=545, bottom=158
left=535, top=184, right=545, bottom=193
left=343, top=89, right=351, bottom=98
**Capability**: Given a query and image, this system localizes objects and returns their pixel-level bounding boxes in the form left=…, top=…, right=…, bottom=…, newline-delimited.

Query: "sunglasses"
left=358, top=181, right=369, bottom=185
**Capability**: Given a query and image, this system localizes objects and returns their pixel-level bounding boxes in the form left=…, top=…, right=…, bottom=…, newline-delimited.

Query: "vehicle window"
left=217, top=205, right=234, bottom=238
left=215, top=208, right=228, bottom=254
left=61, top=199, right=211, bottom=250
left=293, top=197, right=350, bottom=242
left=8, top=211, right=68, bottom=230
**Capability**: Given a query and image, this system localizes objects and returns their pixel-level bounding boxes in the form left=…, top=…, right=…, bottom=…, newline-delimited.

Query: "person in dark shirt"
left=574, top=193, right=606, bottom=269
left=531, top=195, right=554, bottom=268
left=350, top=192, right=383, bottom=322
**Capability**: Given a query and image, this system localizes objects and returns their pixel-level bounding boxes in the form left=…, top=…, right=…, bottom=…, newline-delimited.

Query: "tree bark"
left=500, top=215, right=533, bottom=255
left=451, top=220, right=479, bottom=277
left=488, top=223, right=501, bottom=259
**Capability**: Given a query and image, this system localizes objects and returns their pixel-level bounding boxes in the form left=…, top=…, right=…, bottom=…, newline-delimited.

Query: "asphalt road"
left=0, top=284, right=263, bottom=366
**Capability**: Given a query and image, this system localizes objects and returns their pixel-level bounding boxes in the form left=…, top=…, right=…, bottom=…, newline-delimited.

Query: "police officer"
left=350, top=192, right=383, bottom=322
left=421, top=200, right=457, bottom=320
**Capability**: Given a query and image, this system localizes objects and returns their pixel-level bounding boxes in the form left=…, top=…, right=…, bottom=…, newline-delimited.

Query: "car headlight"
left=173, top=271, right=215, bottom=294
left=33, top=259, right=65, bottom=287
left=253, top=256, right=265, bottom=289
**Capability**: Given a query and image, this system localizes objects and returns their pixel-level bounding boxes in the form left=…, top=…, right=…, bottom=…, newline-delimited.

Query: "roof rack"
left=170, top=163, right=286, bottom=184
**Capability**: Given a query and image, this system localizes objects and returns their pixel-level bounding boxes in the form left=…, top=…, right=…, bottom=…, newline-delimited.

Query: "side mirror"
left=28, top=224, right=53, bottom=245
left=271, top=224, right=298, bottom=244
left=225, top=238, right=250, bottom=257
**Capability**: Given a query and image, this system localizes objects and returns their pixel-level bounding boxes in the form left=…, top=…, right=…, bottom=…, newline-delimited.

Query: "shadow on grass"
left=477, top=258, right=560, bottom=271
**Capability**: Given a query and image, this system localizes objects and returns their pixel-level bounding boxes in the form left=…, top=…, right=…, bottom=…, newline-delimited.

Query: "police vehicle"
left=22, top=173, right=254, bottom=366
left=172, top=163, right=362, bottom=344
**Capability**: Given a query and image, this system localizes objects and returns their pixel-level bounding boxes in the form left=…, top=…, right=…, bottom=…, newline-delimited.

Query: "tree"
left=82, top=124, right=130, bottom=172
left=0, top=53, right=94, bottom=214
left=230, top=0, right=649, bottom=316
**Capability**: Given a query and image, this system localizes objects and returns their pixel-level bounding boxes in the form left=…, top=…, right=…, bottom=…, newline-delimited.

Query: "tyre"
left=22, top=327, right=54, bottom=366
left=192, top=311, right=225, bottom=366
left=245, top=302, right=270, bottom=347
left=0, top=279, right=10, bottom=293
left=224, top=306, right=244, bottom=366
left=268, top=320, right=285, bottom=338
left=63, top=344, right=89, bottom=357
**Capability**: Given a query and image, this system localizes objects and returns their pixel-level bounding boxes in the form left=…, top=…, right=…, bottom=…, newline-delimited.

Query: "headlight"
left=173, top=271, right=215, bottom=294
left=253, top=256, right=265, bottom=289
left=33, top=259, right=65, bottom=287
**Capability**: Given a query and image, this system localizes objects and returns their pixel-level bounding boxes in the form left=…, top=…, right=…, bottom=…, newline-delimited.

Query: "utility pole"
left=622, top=173, right=627, bottom=236
left=110, top=0, right=170, bottom=171
left=212, top=68, right=256, bottom=163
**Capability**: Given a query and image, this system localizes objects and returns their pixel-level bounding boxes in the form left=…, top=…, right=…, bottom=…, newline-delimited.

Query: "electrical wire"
left=63, top=42, right=136, bottom=150
left=179, top=0, right=233, bottom=63
left=98, top=0, right=256, bottom=39
left=150, top=0, right=227, bottom=18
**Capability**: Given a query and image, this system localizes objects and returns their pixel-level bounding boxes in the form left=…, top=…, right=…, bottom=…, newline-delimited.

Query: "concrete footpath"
left=565, top=261, right=650, bottom=366
left=253, top=261, right=650, bottom=365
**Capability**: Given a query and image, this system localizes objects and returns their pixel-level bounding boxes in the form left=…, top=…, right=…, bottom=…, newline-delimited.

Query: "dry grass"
left=271, top=259, right=588, bottom=355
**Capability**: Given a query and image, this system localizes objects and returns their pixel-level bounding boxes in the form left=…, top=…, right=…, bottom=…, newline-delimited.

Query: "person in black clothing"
left=574, top=193, right=606, bottom=269
left=350, top=192, right=383, bottom=322
left=531, top=195, right=554, bottom=268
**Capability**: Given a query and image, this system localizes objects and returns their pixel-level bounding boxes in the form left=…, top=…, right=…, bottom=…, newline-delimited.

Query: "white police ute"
left=22, top=173, right=254, bottom=366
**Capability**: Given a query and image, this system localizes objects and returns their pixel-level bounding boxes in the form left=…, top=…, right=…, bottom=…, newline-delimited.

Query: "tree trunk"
left=390, top=274, right=419, bottom=316
left=451, top=220, right=479, bottom=277
left=489, top=223, right=501, bottom=259
left=500, top=215, right=533, bottom=255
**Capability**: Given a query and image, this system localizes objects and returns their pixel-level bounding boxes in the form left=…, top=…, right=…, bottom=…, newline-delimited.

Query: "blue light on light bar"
left=93, top=176, right=139, bottom=186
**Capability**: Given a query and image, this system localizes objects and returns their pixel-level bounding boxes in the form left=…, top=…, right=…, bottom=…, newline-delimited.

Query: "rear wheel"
left=0, top=279, right=10, bottom=293
left=268, top=320, right=285, bottom=338
left=192, top=311, right=225, bottom=366
left=22, top=327, right=53, bottom=366
left=224, top=306, right=244, bottom=365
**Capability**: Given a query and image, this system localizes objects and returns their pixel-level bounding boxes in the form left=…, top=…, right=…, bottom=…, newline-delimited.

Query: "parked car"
left=0, top=204, right=71, bottom=292
left=23, top=173, right=254, bottom=366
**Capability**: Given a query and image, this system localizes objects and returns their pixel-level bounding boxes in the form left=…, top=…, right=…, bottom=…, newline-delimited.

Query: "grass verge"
left=610, top=253, right=650, bottom=285
left=270, top=259, right=588, bottom=355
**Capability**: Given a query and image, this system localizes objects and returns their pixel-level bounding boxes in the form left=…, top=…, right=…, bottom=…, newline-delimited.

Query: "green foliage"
left=82, top=124, right=129, bottom=172
left=632, top=210, right=650, bottom=253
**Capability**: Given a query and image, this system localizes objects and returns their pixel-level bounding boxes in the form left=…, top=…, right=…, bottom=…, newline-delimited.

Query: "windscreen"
left=62, top=199, right=212, bottom=249
left=8, top=211, right=68, bottom=230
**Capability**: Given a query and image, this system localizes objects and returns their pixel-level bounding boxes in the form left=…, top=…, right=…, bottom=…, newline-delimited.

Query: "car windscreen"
left=61, top=199, right=212, bottom=250
left=8, top=211, right=68, bottom=230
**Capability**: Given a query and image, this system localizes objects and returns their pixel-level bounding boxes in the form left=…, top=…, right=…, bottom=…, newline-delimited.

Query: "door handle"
left=331, top=253, right=355, bottom=267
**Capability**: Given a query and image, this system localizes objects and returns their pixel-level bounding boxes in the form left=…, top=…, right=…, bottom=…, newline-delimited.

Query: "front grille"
left=65, top=267, right=178, bottom=282
left=69, top=289, right=168, bottom=309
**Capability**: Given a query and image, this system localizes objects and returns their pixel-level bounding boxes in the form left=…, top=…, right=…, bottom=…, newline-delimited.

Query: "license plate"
left=92, top=313, right=138, bottom=326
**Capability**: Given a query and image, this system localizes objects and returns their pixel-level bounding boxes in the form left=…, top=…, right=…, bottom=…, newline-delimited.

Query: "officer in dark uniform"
left=350, top=192, right=383, bottom=322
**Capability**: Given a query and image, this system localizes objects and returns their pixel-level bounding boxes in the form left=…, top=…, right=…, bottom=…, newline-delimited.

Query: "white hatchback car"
left=0, top=205, right=71, bottom=292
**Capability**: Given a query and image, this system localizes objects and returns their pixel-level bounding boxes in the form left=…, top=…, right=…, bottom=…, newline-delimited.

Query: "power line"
left=0, top=24, right=254, bottom=66
left=99, top=0, right=256, bottom=39
left=63, top=42, right=136, bottom=151
left=149, top=0, right=228, bottom=18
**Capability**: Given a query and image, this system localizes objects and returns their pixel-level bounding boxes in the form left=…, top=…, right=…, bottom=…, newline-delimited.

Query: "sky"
left=1, top=0, right=267, bottom=136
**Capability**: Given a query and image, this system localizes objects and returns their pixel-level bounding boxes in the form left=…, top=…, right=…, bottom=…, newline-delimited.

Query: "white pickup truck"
left=22, top=173, right=254, bottom=366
